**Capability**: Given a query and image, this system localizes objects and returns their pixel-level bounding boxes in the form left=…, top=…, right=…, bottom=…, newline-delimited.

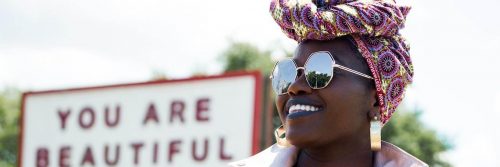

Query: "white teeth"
left=288, top=104, right=320, bottom=114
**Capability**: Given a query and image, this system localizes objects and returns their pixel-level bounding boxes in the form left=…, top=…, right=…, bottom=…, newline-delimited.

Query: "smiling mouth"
left=287, top=103, right=324, bottom=119
left=289, top=104, right=320, bottom=113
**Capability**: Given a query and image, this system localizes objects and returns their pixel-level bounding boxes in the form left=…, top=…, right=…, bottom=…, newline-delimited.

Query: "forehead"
left=293, top=39, right=358, bottom=66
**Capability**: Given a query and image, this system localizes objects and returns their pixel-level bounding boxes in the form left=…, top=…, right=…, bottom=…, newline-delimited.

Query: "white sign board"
left=20, top=72, right=262, bottom=167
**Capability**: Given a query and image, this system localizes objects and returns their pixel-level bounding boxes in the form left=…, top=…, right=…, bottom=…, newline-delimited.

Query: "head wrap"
left=270, top=0, right=413, bottom=125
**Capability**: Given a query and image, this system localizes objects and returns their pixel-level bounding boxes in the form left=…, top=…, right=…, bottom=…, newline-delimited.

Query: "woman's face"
left=276, top=38, right=376, bottom=148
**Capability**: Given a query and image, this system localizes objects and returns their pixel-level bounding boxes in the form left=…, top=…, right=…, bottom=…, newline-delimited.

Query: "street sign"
left=19, top=71, right=262, bottom=167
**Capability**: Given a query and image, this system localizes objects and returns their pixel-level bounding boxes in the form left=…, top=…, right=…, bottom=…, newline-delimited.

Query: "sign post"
left=19, top=71, right=262, bottom=167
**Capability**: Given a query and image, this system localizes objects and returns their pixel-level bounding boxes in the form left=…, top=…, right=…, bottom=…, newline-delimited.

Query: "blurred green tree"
left=219, top=41, right=452, bottom=167
left=218, top=41, right=275, bottom=75
left=0, top=88, right=21, bottom=167
left=382, top=110, right=452, bottom=167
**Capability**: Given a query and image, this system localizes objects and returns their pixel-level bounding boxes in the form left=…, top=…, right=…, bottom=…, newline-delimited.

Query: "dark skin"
left=275, top=37, right=380, bottom=167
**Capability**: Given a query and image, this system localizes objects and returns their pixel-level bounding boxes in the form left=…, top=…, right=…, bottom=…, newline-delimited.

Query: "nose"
left=287, top=69, right=313, bottom=96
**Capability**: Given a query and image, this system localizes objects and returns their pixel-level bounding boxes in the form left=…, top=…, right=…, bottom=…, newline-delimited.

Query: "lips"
left=285, top=98, right=324, bottom=119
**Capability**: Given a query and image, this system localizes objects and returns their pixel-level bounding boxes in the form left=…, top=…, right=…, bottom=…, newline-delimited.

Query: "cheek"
left=275, top=95, right=289, bottom=124
left=320, top=82, right=370, bottom=123
left=327, top=79, right=370, bottom=108
left=321, top=92, right=367, bottom=136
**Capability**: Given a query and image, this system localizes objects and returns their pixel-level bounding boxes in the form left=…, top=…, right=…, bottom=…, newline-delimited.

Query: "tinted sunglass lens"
left=271, top=59, right=297, bottom=94
left=304, top=52, right=334, bottom=89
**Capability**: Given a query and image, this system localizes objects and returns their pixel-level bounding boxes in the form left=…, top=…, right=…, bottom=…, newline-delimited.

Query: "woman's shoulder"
left=374, top=141, right=429, bottom=167
left=228, top=141, right=429, bottom=167
left=228, top=144, right=298, bottom=167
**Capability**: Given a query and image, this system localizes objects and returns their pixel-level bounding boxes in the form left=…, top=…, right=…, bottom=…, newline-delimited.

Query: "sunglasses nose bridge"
left=287, top=67, right=313, bottom=96
left=295, top=67, right=306, bottom=78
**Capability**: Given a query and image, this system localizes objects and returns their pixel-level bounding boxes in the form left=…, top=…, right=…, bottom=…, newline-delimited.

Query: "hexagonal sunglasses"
left=270, top=51, right=374, bottom=95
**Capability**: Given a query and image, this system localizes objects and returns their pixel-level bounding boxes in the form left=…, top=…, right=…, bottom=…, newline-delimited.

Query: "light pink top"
left=229, top=141, right=428, bottom=167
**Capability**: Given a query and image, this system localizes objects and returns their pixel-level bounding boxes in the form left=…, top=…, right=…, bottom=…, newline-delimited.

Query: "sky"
left=1, top=0, right=500, bottom=166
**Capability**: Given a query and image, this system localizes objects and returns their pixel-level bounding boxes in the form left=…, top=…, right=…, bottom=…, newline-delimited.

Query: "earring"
left=370, top=116, right=382, bottom=151
left=275, top=125, right=291, bottom=147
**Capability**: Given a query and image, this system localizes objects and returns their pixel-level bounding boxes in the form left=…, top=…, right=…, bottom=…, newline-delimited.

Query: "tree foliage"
left=382, top=110, right=452, bottom=167
left=218, top=41, right=275, bottom=75
left=0, top=88, right=21, bottom=167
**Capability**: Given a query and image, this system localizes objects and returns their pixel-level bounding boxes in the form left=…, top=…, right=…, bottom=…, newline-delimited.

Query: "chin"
left=286, top=132, right=317, bottom=148
left=288, top=138, right=318, bottom=149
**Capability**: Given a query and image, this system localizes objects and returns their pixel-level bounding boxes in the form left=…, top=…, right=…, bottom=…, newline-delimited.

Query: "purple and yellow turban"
left=270, top=0, right=413, bottom=124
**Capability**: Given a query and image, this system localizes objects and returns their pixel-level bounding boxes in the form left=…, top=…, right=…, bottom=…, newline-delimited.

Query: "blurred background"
left=1, top=0, right=499, bottom=166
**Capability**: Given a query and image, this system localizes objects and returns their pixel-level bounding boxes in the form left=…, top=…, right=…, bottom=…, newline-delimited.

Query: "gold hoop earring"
left=370, top=116, right=382, bottom=151
left=275, top=125, right=291, bottom=147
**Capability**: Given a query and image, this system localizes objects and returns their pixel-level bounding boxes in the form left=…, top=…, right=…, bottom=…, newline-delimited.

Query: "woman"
left=230, top=0, right=427, bottom=166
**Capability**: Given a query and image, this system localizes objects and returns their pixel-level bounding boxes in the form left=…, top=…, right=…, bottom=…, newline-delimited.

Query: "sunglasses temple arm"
left=334, top=64, right=374, bottom=80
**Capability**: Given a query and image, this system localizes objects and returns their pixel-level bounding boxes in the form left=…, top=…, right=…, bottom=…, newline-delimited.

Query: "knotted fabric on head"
left=270, top=0, right=413, bottom=125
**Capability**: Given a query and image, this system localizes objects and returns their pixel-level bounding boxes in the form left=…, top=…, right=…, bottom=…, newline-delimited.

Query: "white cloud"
left=0, top=46, right=151, bottom=90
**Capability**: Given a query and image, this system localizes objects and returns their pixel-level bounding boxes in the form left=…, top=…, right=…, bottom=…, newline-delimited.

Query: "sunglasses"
left=270, top=51, right=374, bottom=95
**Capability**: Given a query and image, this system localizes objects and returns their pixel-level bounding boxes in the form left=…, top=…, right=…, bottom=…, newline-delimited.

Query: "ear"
left=367, top=89, right=381, bottom=120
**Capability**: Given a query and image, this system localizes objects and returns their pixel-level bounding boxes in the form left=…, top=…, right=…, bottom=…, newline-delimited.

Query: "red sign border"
left=18, top=71, right=262, bottom=167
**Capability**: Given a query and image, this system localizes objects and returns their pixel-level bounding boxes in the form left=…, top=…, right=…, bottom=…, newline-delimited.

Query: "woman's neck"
left=295, top=138, right=373, bottom=167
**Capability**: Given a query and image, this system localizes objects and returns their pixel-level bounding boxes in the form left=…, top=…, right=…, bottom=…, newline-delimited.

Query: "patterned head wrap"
left=270, top=0, right=413, bottom=125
